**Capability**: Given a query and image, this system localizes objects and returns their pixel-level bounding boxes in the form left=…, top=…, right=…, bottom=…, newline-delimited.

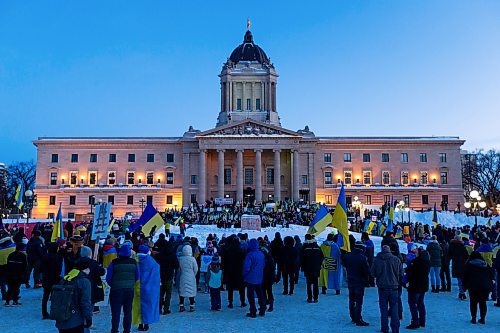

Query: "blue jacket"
left=242, top=239, right=265, bottom=285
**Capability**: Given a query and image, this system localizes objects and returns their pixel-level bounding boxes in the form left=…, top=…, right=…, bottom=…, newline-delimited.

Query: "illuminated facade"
left=32, top=30, right=464, bottom=219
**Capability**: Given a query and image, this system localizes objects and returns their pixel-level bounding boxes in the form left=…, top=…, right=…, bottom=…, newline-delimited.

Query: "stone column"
left=274, top=149, right=281, bottom=202
left=198, top=149, right=207, bottom=204
left=217, top=149, right=225, bottom=198
left=236, top=149, right=244, bottom=202
left=182, top=152, right=190, bottom=206
left=242, top=82, right=246, bottom=111
left=308, top=152, right=315, bottom=203
left=255, top=149, right=262, bottom=202
left=293, top=150, right=300, bottom=201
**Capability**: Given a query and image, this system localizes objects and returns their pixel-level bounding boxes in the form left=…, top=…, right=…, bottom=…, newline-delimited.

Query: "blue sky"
left=1, top=0, right=499, bottom=164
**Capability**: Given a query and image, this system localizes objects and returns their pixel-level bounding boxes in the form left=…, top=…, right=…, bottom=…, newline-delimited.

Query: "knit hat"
left=138, top=244, right=149, bottom=254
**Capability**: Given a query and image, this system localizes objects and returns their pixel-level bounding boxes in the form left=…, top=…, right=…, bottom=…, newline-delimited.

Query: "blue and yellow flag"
left=380, top=224, right=387, bottom=237
left=129, top=204, right=164, bottom=236
left=366, top=221, right=376, bottom=234
left=14, top=183, right=24, bottom=209
left=386, top=195, right=394, bottom=233
left=432, top=203, right=439, bottom=227
left=486, top=218, right=492, bottom=228
left=51, top=203, right=64, bottom=242
left=307, top=204, right=333, bottom=236
left=331, top=183, right=350, bottom=252
left=0, top=241, right=16, bottom=266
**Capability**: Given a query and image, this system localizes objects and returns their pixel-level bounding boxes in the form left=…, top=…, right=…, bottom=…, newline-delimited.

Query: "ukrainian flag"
left=0, top=241, right=16, bottom=266
left=486, top=218, right=492, bottom=228
left=380, top=224, right=387, bottom=237
left=386, top=195, right=394, bottom=233
left=366, top=221, right=376, bottom=234
left=432, top=203, right=439, bottom=227
left=14, top=183, right=24, bottom=209
left=331, top=184, right=350, bottom=252
left=51, top=203, right=64, bottom=242
left=307, top=204, right=333, bottom=236
left=129, top=204, right=164, bottom=236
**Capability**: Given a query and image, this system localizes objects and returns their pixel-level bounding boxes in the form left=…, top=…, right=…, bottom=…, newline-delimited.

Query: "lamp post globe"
left=464, top=202, right=471, bottom=209
left=470, top=190, right=479, bottom=199
left=479, top=201, right=487, bottom=209
left=25, top=189, right=33, bottom=198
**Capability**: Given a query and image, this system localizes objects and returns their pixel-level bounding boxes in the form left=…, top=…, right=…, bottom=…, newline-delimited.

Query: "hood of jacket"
left=376, top=248, right=394, bottom=261
left=469, top=258, right=487, bottom=268
left=181, top=244, right=192, bottom=257
left=248, top=239, right=259, bottom=251
left=118, top=245, right=131, bottom=257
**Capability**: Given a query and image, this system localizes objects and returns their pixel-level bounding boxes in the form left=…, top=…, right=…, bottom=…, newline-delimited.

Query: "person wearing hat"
left=55, top=259, right=93, bottom=333
left=5, top=243, right=27, bottom=306
left=343, top=240, right=370, bottom=326
left=207, top=253, right=222, bottom=311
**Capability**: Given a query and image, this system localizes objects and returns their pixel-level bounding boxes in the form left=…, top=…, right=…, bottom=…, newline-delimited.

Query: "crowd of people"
left=0, top=201, right=499, bottom=333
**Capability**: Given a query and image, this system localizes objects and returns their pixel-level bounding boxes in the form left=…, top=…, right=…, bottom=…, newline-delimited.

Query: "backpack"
left=49, top=280, right=77, bottom=322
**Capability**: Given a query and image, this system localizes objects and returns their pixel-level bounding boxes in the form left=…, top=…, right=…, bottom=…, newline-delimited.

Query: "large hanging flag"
left=386, top=195, right=394, bottom=233
left=307, top=204, right=333, bottom=236
left=380, top=224, right=387, bottom=237
left=331, top=183, right=350, bottom=252
left=51, top=203, right=64, bottom=242
left=366, top=221, right=376, bottom=234
left=129, top=204, right=164, bottom=236
left=14, top=183, right=24, bottom=209
left=432, top=203, right=439, bottom=227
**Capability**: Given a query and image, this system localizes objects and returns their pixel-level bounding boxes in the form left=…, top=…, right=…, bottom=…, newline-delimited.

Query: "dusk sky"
left=1, top=0, right=499, bottom=164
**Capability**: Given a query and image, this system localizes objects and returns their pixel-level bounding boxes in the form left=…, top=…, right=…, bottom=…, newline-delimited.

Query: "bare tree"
left=474, top=150, right=500, bottom=206
left=6, top=160, right=37, bottom=210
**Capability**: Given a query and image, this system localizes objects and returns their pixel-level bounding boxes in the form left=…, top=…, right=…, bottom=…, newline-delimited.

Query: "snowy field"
left=2, top=225, right=499, bottom=333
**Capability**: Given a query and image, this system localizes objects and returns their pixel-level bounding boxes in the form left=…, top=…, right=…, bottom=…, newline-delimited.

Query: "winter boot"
left=267, top=301, right=274, bottom=312
left=335, top=290, right=340, bottom=295
left=470, top=318, right=476, bottom=324
left=179, top=305, right=185, bottom=312
left=228, top=302, right=233, bottom=309
left=478, top=318, right=485, bottom=325
left=189, top=305, right=195, bottom=312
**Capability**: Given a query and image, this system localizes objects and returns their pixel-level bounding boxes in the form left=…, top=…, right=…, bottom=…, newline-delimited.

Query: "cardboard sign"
left=91, top=202, right=112, bottom=240
left=200, top=255, right=213, bottom=273
left=241, top=214, right=261, bottom=231
left=214, top=197, right=234, bottom=205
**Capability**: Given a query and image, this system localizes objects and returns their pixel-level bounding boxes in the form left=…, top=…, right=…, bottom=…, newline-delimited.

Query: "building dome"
left=229, top=30, right=270, bottom=64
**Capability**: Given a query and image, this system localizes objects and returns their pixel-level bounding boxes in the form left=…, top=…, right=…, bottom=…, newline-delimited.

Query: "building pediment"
left=196, top=120, right=302, bottom=138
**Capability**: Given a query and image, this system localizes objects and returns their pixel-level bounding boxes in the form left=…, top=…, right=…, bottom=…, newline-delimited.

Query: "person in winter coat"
left=361, top=232, right=375, bottom=287
left=207, top=254, right=222, bottom=311
left=178, top=244, right=198, bottom=312
left=132, top=245, right=160, bottom=332
left=0, top=235, right=16, bottom=300
left=301, top=234, right=323, bottom=303
left=26, top=230, right=45, bottom=288
left=381, top=232, right=401, bottom=257
left=439, top=240, right=451, bottom=292
left=106, top=245, right=140, bottom=333
left=476, top=239, right=493, bottom=267
left=371, top=245, right=403, bottom=333
left=260, top=245, right=275, bottom=312
left=41, top=242, right=62, bottom=319
left=343, top=241, right=370, bottom=326
left=493, top=247, right=500, bottom=307
left=405, top=247, right=431, bottom=329
left=79, top=246, right=105, bottom=313
left=319, top=233, right=342, bottom=295
left=270, top=232, right=284, bottom=283
left=222, top=236, right=246, bottom=308
left=282, top=236, right=298, bottom=295
left=55, top=259, right=93, bottom=333
left=158, top=239, right=179, bottom=314
left=293, top=235, right=302, bottom=284
left=102, top=239, right=118, bottom=269
left=5, top=243, right=27, bottom=306
left=426, top=236, right=443, bottom=293
left=462, top=251, right=494, bottom=325
left=243, top=238, right=266, bottom=318
left=448, top=235, right=469, bottom=299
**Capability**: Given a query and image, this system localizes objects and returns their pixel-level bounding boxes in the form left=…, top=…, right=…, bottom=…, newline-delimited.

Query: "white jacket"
left=178, top=245, right=198, bottom=297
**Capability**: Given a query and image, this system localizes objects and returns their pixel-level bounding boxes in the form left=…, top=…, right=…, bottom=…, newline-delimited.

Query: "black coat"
left=440, top=242, right=450, bottom=268
left=462, top=259, right=494, bottom=292
left=381, top=236, right=400, bottom=257
left=222, top=242, right=245, bottom=288
left=27, top=237, right=45, bottom=264
left=82, top=258, right=105, bottom=304
left=343, top=248, right=370, bottom=288
left=41, top=251, right=62, bottom=288
left=406, top=253, right=431, bottom=293
left=7, top=251, right=27, bottom=282
left=448, top=239, right=468, bottom=278
left=262, top=251, right=275, bottom=287
left=158, top=242, right=179, bottom=281
left=300, top=241, right=323, bottom=278
left=270, top=237, right=284, bottom=264
left=282, top=245, right=298, bottom=273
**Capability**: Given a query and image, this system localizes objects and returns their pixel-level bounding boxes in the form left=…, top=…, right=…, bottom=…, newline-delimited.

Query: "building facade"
left=32, top=30, right=465, bottom=219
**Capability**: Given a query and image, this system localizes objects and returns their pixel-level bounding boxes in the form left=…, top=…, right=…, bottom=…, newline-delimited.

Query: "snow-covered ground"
left=2, top=225, right=499, bottom=333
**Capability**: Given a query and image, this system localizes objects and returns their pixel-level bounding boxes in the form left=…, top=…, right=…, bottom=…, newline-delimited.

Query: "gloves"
left=85, top=320, right=92, bottom=328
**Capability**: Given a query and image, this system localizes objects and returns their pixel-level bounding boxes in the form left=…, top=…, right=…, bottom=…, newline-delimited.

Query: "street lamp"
left=464, top=190, right=486, bottom=227
left=174, top=201, right=178, bottom=211
left=24, top=189, right=37, bottom=224
left=139, top=196, right=146, bottom=213
left=352, top=196, right=362, bottom=216
left=395, top=200, right=406, bottom=223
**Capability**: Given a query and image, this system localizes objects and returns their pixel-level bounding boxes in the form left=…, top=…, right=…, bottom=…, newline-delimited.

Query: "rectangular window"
left=236, top=98, right=242, bottom=110
left=90, top=154, right=97, bottom=163
left=246, top=98, right=251, bottom=110
left=108, top=195, right=114, bottom=205
left=109, top=154, right=116, bottom=163
left=266, top=168, right=274, bottom=185
left=127, top=172, right=135, bottom=185
left=146, top=195, right=153, bottom=205
left=70, top=172, right=77, bottom=185
left=343, top=153, right=351, bottom=162
left=127, top=195, right=133, bottom=205
left=301, top=175, right=308, bottom=185
left=403, top=194, right=410, bottom=206
left=365, top=195, right=372, bottom=205
left=128, top=154, right=135, bottom=162
left=49, top=196, right=56, bottom=205
left=244, top=168, right=253, bottom=185
left=363, top=171, right=372, bottom=185
left=71, top=154, right=79, bottom=163
left=324, top=171, right=332, bottom=185
left=166, top=154, right=174, bottom=163
left=324, top=153, right=332, bottom=163
left=382, top=153, right=390, bottom=163
left=325, top=195, right=333, bottom=205
left=401, top=171, right=409, bottom=185
left=69, top=196, right=76, bottom=205
left=384, top=195, right=391, bottom=204
left=166, top=195, right=173, bottom=205
left=344, top=171, right=352, bottom=185
left=68, top=212, right=75, bottom=219
left=401, top=153, right=408, bottom=163
left=439, top=153, right=447, bottom=163
left=420, top=153, right=427, bottom=163
left=442, top=195, right=448, bottom=204
left=88, top=195, right=95, bottom=205
left=382, top=171, right=390, bottom=185
left=147, top=153, right=155, bottom=163
left=190, top=194, right=197, bottom=204
left=363, top=153, right=370, bottom=163
left=166, top=172, right=174, bottom=185
left=89, top=172, right=97, bottom=185
left=422, top=195, right=429, bottom=205
left=440, top=171, right=448, bottom=184
left=190, top=175, right=197, bottom=185
left=420, top=172, right=428, bottom=185
left=224, top=168, right=232, bottom=185
left=108, top=172, right=116, bottom=185
left=255, top=98, right=261, bottom=110
left=50, top=172, right=57, bottom=185
left=51, top=154, right=58, bottom=163
left=146, top=172, right=154, bottom=185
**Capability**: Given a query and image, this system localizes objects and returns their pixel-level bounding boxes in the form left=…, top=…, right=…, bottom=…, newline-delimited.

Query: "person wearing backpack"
left=53, top=259, right=93, bottom=333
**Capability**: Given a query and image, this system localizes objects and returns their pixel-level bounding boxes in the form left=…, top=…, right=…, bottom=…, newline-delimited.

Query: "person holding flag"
left=319, top=232, right=342, bottom=295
